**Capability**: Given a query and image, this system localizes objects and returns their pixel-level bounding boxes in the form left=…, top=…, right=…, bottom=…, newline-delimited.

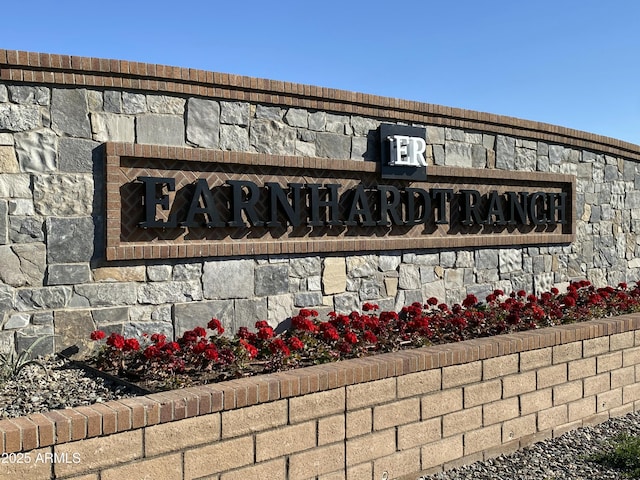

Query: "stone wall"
left=1, top=50, right=640, bottom=355
left=2, top=315, right=640, bottom=479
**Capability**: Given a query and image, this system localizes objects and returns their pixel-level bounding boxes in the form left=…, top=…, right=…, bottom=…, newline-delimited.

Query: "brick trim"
left=1, top=49, right=639, bottom=161
left=1, top=313, right=638, bottom=454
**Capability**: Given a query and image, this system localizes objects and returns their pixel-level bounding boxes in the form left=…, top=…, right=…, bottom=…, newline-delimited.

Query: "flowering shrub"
left=89, top=280, right=640, bottom=390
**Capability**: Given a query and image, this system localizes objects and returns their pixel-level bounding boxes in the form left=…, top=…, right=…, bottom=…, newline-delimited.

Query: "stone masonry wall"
left=1, top=51, right=640, bottom=356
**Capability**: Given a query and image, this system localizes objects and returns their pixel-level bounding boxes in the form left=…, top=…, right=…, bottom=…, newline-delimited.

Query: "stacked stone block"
left=1, top=64, right=640, bottom=357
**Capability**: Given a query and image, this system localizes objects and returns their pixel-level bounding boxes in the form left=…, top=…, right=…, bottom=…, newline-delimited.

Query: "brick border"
left=1, top=49, right=639, bottom=161
left=105, top=142, right=576, bottom=260
left=1, top=313, right=638, bottom=455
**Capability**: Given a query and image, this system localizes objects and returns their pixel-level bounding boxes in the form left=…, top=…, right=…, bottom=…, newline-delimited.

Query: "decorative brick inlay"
left=105, top=143, right=575, bottom=260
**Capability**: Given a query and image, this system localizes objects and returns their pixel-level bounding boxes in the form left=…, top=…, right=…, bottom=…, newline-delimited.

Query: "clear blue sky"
left=3, top=1, right=640, bottom=145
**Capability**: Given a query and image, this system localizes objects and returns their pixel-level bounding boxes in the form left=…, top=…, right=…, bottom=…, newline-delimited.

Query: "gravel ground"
left=421, top=411, right=640, bottom=480
left=0, top=356, right=137, bottom=419
left=2, top=357, right=640, bottom=479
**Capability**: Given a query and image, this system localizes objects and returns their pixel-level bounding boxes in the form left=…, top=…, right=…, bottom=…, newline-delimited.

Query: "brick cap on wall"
left=0, top=313, right=638, bottom=454
left=1, top=49, right=639, bottom=160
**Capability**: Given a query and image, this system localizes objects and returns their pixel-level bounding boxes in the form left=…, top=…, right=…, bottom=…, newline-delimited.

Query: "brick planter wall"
left=2, top=314, right=640, bottom=480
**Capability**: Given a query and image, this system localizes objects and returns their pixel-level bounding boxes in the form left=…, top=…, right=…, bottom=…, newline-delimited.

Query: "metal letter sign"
left=379, top=124, right=428, bottom=181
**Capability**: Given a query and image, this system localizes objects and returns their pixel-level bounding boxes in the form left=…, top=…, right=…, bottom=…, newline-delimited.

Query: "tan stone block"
left=584, top=373, right=610, bottom=396
left=611, top=331, right=634, bottom=351
left=597, top=351, right=623, bottom=373
left=0, top=146, right=19, bottom=173
left=319, top=414, right=346, bottom=445
left=538, top=405, right=568, bottom=431
left=102, top=453, right=182, bottom=480
left=290, top=389, right=345, bottom=424
left=384, top=277, right=398, bottom=298
left=553, top=380, right=583, bottom=405
left=221, top=400, right=287, bottom=438
left=502, top=414, right=536, bottom=442
left=464, top=424, right=502, bottom=455
left=553, top=420, right=583, bottom=437
left=145, top=413, right=220, bottom=456
left=373, top=448, right=421, bottom=480
left=421, top=389, right=462, bottom=419
left=624, top=383, right=640, bottom=404
left=346, top=429, right=395, bottom=466
left=597, top=388, right=623, bottom=413
left=397, top=369, right=441, bottom=398
left=464, top=379, right=501, bottom=408
left=323, top=258, right=347, bottom=295
left=552, top=342, right=582, bottom=364
left=256, top=421, right=316, bottom=462
left=610, top=403, right=635, bottom=418
left=483, top=397, right=519, bottom=425
left=568, top=396, right=596, bottom=422
left=583, top=337, right=609, bottom=357
left=442, top=361, right=482, bottom=388
left=537, top=364, right=567, bottom=389
left=503, top=371, right=536, bottom=398
left=421, top=435, right=463, bottom=470
left=221, top=458, right=286, bottom=480
left=346, top=462, right=371, bottom=480
left=520, top=388, right=553, bottom=415
left=184, top=436, right=253, bottom=479
left=0, top=447, right=51, bottom=480
left=397, top=418, right=441, bottom=451
left=374, top=398, right=420, bottom=431
left=319, top=471, right=345, bottom=480
left=92, top=266, right=146, bottom=282
left=290, top=444, right=344, bottom=480
left=346, top=408, right=372, bottom=438
left=612, top=366, right=636, bottom=389
left=442, top=406, right=482, bottom=437
left=54, top=430, right=143, bottom=477
left=346, top=378, right=396, bottom=410
left=623, top=346, right=640, bottom=366
left=483, top=354, right=518, bottom=380
left=568, top=357, right=596, bottom=380
left=520, top=347, right=552, bottom=371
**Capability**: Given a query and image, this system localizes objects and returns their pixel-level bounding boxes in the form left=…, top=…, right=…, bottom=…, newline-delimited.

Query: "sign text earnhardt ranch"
left=104, top=143, right=575, bottom=261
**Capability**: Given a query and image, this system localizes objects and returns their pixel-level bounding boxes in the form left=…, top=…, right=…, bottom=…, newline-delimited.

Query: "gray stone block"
left=74, top=283, right=137, bottom=307
left=186, top=98, right=220, bottom=148
left=326, top=113, right=351, bottom=134
left=174, top=300, right=234, bottom=337
left=172, top=263, right=202, bottom=281
left=137, top=114, right=185, bottom=146
left=333, top=292, right=359, bottom=313
left=32, top=311, right=53, bottom=326
left=290, top=257, right=321, bottom=277
left=315, top=132, right=350, bottom=159
left=250, top=119, right=296, bottom=155
left=308, top=111, right=326, bottom=131
left=255, top=264, right=289, bottom=296
left=16, top=325, right=55, bottom=357
left=47, top=263, right=91, bottom=285
left=147, top=265, right=172, bottom=282
left=91, top=113, right=135, bottom=142
left=33, top=174, right=93, bottom=216
left=137, top=280, right=202, bottom=304
left=0, top=104, right=41, bottom=131
left=203, top=259, right=255, bottom=299
left=284, top=108, right=308, bottom=128
left=58, top=137, right=100, bottom=173
left=122, top=92, right=147, bottom=114
left=54, top=309, right=95, bottom=358
left=147, top=95, right=185, bottom=115
left=293, top=291, right=323, bottom=307
left=16, top=286, right=72, bottom=311
left=0, top=200, right=6, bottom=245
left=256, top=105, right=283, bottom=121
left=351, top=116, right=380, bottom=136
left=8, top=86, right=49, bottom=105
left=495, top=135, right=515, bottom=170
left=9, top=216, right=44, bottom=243
left=234, top=298, right=268, bottom=330
left=4, top=313, right=30, bottom=329
left=220, top=125, right=249, bottom=151
left=46, top=217, right=94, bottom=263
left=103, top=91, right=122, bottom=113
left=220, top=101, right=250, bottom=126
left=445, top=143, right=473, bottom=167
left=15, top=129, right=57, bottom=172
left=92, top=306, right=129, bottom=326
left=0, top=85, right=7, bottom=102
left=124, top=322, right=172, bottom=341
left=51, top=89, right=91, bottom=138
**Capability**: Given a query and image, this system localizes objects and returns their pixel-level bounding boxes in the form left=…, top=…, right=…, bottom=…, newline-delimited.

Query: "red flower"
left=563, top=296, right=576, bottom=307
left=123, top=338, right=140, bottom=351
left=344, top=330, right=358, bottom=344
left=269, top=339, right=290, bottom=357
left=106, top=333, right=125, bottom=350
left=193, top=326, right=207, bottom=338
left=143, top=345, right=160, bottom=359
left=427, top=297, right=439, bottom=306
left=363, top=331, right=378, bottom=343
left=90, top=330, right=106, bottom=341
left=204, top=346, right=218, bottom=361
left=288, top=336, right=305, bottom=351
left=462, top=294, right=478, bottom=308
left=257, top=326, right=274, bottom=340
left=207, top=318, right=225, bottom=334
left=240, top=340, right=258, bottom=358
left=151, top=333, right=166, bottom=345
